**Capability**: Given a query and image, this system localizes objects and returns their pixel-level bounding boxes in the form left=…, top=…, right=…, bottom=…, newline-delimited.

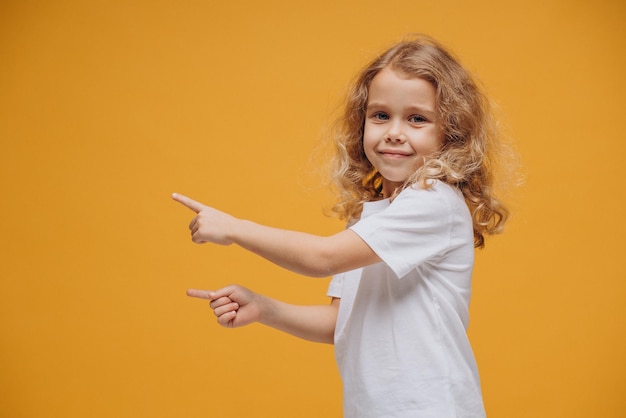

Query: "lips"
left=378, top=149, right=413, bottom=158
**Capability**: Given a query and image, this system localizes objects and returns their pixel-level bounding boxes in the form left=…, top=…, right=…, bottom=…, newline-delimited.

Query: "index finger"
left=186, top=289, right=216, bottom=300
left=172, top=193, right=205, bottom=213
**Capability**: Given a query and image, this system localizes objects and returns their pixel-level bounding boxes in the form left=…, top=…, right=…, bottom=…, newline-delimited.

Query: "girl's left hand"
left=172, top=193, right=238, bottom=245
left=186, top=286, right=262, bottom=328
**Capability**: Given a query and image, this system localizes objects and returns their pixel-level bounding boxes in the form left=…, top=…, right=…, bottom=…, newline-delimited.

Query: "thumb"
left=206, top=285, right=240, bottom=300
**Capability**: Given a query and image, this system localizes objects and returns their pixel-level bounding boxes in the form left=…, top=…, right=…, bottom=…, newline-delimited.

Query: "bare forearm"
left=230, top=220, right=378, bottom=278
left=258, top=295, right=339, bottom=344
left=230, top=220, right=332, bottom=277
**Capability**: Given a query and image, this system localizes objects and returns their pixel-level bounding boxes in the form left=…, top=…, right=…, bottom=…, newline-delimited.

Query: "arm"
left=172, top=193, right=380, bottom=277
left=187, top=285, right=339, bottom=344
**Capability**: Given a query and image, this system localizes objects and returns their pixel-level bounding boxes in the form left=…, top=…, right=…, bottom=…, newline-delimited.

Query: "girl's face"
left=363, top=67, right=444, bottom=197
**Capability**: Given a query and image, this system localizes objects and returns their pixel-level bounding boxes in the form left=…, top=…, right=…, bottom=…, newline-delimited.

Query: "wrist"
left=227, top=217, right=250, bottom=244
left=256, top=294, right=276, bottom=327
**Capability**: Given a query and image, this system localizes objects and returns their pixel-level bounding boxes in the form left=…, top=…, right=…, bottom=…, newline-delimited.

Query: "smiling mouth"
left=379, top=151, right=412, bottom=158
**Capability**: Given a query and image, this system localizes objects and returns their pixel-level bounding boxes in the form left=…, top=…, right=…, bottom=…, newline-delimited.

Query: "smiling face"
left=363, top=67, right=444, bottom=197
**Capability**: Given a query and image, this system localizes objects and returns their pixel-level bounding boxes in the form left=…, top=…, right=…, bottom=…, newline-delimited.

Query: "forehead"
left=367, top=67, right=437, bottom=111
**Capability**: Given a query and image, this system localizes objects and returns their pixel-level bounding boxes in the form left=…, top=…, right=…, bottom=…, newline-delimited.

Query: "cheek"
left=361, top=127, right=376, bottom=150
left=361, top=137, right=378, bottom=165
left=419, top=131, right=445, bottom=154
left=362, top=142, right=375, bottom=162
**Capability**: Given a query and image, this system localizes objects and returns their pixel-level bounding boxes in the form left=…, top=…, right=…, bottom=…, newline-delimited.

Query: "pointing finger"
left=186, top=289, right=216, bottom=300
left=172, top=193, right=206, bottom=213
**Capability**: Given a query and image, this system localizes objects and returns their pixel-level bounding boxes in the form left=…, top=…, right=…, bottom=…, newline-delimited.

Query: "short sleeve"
left=327, top=272, right=344, bottom=298
left=349, top=183, right=464, bottom=279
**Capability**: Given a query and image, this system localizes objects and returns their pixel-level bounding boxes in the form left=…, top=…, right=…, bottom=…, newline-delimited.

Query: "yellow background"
left=1, top=0, right=624, bottom=417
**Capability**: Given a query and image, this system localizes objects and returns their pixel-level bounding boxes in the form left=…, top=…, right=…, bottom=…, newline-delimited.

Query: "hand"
left=172, top=193, right=237, bottom=245
left=187, top=285, right=262, bottom=328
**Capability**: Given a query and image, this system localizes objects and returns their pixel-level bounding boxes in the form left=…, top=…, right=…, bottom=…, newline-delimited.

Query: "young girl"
left=174, top=35, right=508, bottom=417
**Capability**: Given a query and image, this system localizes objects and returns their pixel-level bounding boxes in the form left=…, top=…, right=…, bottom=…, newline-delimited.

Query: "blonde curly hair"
left=329, top=35, right=510, bottom=248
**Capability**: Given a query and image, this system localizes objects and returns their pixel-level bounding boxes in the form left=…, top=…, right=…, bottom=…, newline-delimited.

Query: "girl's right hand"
left=187, top=285, right=262, bottom=328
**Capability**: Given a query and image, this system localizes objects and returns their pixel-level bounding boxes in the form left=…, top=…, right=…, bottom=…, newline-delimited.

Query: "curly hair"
left=329, top=35, right=510, bottom=248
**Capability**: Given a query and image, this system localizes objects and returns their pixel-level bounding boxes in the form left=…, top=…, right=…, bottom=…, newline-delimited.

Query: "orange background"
left=1, top=0, right=625, bottom=417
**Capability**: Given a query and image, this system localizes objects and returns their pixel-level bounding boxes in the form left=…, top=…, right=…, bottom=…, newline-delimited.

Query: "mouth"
left=378, top=150, right=413, bottom=159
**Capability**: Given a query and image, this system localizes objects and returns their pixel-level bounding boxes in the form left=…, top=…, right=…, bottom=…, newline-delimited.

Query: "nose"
left=385, top=121, right=406, bottom=143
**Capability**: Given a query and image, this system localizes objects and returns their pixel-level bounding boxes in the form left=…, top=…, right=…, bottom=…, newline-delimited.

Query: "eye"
left=371, top=111, right=389, bottom=121
left=408, top=115, right=427, bottom=124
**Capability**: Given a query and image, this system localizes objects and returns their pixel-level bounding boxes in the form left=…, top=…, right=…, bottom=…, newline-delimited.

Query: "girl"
left=174, top=35, right=508, bottom=417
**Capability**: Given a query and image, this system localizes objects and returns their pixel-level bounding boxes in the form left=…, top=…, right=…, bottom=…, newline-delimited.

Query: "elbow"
left=300, top=265, right=334, bottom=278
left=300, top=250, right=338, bottom=278
left=292, top=234, right=349, bottom=278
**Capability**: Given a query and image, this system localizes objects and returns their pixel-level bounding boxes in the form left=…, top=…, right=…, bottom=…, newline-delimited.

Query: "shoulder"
left=391, top=181, right=465, bottom=214
left=350, top=181, right=472, bottom=278
left=403, top=180, right=461, bottom=199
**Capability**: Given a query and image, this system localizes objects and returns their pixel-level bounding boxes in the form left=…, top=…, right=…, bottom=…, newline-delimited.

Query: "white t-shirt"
left=327, top=182, right=486, bottom=418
